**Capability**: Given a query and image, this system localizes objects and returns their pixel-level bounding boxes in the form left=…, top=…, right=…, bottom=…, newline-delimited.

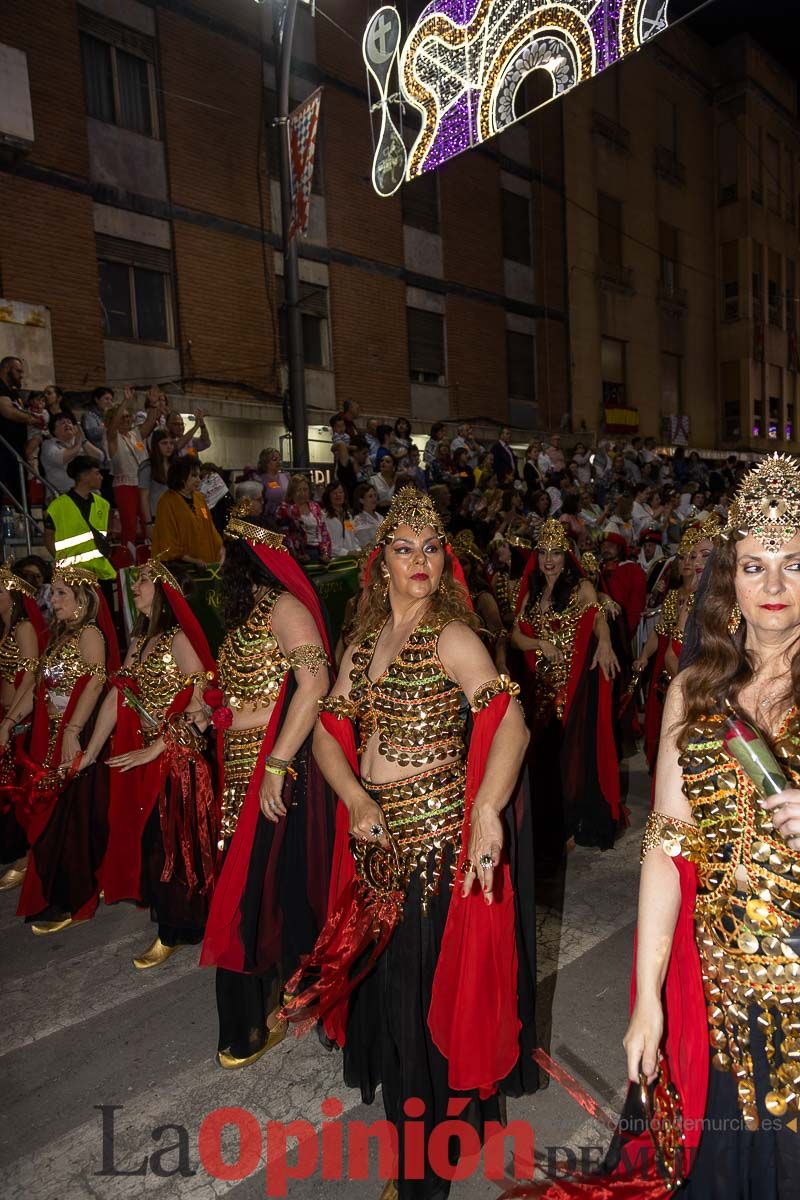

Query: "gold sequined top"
left=217, top=589, right=289, bottom=711
left=492, top=568, right=520, bottom=628
left=520, top=586, right=594, bottom=719
left=39, top=626, right=106, bottom=710
left=346, top=616, right=466, bottom=768
left=128, top=629, right=193, bottom=730
left=655, top=588, right=693, bottom=644
left=0, top=618, right=38, bottom=685
left=676, top=713, right=800, bottom=1128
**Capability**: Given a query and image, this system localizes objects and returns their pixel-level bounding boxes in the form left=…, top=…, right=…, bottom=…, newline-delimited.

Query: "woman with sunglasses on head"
left=200, top=505, right=335, bottom=1069
left=4, top=566, right=119, bottom=934
left=282, top=488, right=538, bottom=1200
left=81, top=559, right=216, bottom=968
left=0, top=563, right=48, bottom=891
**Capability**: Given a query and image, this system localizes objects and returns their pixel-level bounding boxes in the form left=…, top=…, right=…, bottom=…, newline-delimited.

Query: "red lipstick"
left=411, top=572, right=428, bottom=581
left=761, top=604, right=788, bottom=611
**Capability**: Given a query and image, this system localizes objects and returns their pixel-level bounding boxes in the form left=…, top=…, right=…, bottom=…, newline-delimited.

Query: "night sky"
left=680, top=0, right=799, bottom=79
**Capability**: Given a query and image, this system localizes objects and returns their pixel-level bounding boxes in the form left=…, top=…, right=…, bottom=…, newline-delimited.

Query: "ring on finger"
left=478, top=852, right=493, bottom=870
left=369, top=823, right=384, bottom=840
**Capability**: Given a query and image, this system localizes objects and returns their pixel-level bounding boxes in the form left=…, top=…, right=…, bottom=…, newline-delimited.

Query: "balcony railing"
left=596, top=258, right=634, bottom=294
left=658, top=280, right=688, bottom=310
left=591, top=111, right=631, bottom=155
left=654, top=145, right=686, bottom=186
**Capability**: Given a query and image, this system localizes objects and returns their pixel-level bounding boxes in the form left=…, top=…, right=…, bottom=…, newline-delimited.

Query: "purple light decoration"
left=589, top=0, right=623, bottom=71
left=422, top=88, right=480, bottom=172
left=420, top=0, right=481, bottom=26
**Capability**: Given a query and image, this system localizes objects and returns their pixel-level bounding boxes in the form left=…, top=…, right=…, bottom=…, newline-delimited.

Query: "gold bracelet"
left=640, top=811, right=697, bottom=864
left=263, top=763, right=287, bottom=777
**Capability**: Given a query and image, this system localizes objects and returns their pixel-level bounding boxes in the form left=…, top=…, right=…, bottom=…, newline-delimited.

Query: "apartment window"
left=402, top=171, right=439, bottom=234
left=597, top=192, right=622, bottom=265
left=753, top=240, right=762, bottom=319
left=659, top=222, right=679, bottom=294
left=753, top=399, right=764, bottom=438
left=601, top=336, right=626, bottom=406
left=769, top=365, right=782, bottom=440
left=593, top=66, right=621, bottom=124
left=657, top=94, right=678, bottom=157
left=765, top=134, right=780, bottom=214
left=501, top=190, right=532, bottom=265
left=660, top=352, right=682, bottom=414
left=787, top=402, right=795, bottom=441
left=506, top=331, right=535, bottom=401
left=407, top=308, right=445, bottom=384
left=277, top=279, right=330, bottom=368
left=721, top=361, right=741, bottom=440
left=97, top=235, right=172, bottom=343
left=750, top=127, right=763, bottom=204
left=788, top=259, right=797, bottom=342
left=718, top=120, right=738, bottom=204
left=768, top=249, right=782, bottom=327
left=79, top=27, right=156, bottom=138
left=722, top=241, right=739, bottom=321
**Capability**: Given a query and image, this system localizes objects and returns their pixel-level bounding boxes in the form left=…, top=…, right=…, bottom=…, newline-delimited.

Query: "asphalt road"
left=1, top=754, right=648, bottom=1199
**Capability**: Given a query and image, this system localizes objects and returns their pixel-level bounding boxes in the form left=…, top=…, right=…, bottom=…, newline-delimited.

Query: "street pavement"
left=1, top=754, right=648, bottom=1199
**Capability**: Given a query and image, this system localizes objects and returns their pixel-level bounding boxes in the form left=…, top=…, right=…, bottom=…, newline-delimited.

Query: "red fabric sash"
left=643, top=637, right=669, bottom=772
left=524, top=856, right=707, bottom=1200
left=98, top=680, right=208, bottom=903
left=284, top=695, right=521, bottom=1099
left=199, top=676, right=289, bottom=971
left=158, top=730, right=216, bottom=895
left=15, top=676, right=91, bottom=916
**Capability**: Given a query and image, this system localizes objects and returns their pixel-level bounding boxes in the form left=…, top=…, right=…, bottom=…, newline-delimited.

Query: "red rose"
left=211, top=706, right=233, bottom=731
left=203, top=686, right=224, bottom=710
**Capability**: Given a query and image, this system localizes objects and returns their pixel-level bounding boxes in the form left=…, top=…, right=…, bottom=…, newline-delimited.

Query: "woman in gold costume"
left=0, top=562, right=47, bottom=890
left=81, top=560, right=216, bottom=968
left=283, top=488, right=538, bottom=1200
left=512, top=518, right=622, bottom=856
left=200, top=507, right=334, bottom=1069
left=625, top=455, right=800, bottom=1196
left=4, top=565, right=119, bottom=933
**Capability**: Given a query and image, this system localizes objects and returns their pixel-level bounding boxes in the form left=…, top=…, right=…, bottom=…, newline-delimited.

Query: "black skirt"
left=139, top=779, right=209, bottom=947
left=341, top=780, right=538, bottom=1200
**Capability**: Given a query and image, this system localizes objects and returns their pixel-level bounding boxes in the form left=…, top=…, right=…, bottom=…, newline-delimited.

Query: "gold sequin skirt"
left=360, top=760, right=465, bottom=912
left=220, top=725, right=267, bottom=845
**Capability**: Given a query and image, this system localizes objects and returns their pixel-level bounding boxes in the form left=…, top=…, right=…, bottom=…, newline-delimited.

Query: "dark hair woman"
left=151, top=457, right=222, bottom=566
left=320, top=480, right=359, bottom=557
left=282, top=488, right=537, bottom=1199
left=140, top=428, right=176, bottom=528
left=512, top=518, right=622, bottom=858
left=4, top=566, right=119, bottom=933
left=200, top=510, right=335, bottom=1069
left=82, top=560, right=216, bottom=967
left=624, top=455, right=800, bottom=1196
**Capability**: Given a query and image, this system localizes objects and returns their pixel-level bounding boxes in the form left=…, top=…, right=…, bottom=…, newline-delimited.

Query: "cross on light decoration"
left=363, top=0, right=701, bottom=195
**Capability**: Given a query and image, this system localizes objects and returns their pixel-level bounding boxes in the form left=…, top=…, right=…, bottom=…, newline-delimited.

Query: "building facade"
left=0, top=0, right=569, bottom=467
left=564, top=22, right=800, bottom=454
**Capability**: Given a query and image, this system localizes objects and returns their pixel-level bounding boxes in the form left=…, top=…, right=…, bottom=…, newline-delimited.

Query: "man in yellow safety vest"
left=44, top=456, right=116, bottom=580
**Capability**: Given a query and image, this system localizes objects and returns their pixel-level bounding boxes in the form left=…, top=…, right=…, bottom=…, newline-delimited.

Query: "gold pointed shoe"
left=216, top=1019, right=288, bottom=1069
left=0, top=866, right=26, bottom=891
left=132, top=936, right=181, bottom=970
left=31, top=916, right=84, bottom=936
left=379, top=1181, right=398, bottom=1200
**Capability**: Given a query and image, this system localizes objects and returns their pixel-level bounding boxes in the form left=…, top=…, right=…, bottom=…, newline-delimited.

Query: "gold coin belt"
left=219, top=724, right=267, bottom=845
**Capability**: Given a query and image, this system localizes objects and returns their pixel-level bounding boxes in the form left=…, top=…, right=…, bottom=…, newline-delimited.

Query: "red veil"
left=200, top=539, right=332, bottom=972
left=99, top=576, right=217, bottom=903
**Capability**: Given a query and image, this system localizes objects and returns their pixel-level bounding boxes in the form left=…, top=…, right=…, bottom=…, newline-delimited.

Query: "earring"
left=72, top=602, right=86, bottom=623
left=728, top=602, right=742, bottom=637
left=380, top=567, right=389, bottom=604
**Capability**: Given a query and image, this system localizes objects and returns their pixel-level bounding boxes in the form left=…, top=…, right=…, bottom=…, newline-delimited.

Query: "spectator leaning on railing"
left=0, top=356, right=45, bottom=505
left=40, top=413, right=103, bottom=496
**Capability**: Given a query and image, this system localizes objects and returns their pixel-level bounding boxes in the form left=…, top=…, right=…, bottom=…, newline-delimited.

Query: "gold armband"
left=83, top=662, right=107, bottom=681
left=319, top=695, right=356, bottom=720
left=470, top=674, right=521, bottom=713
left=287, top=643, right=329, bottom=676
left=640, top=811, right=697, bottom=864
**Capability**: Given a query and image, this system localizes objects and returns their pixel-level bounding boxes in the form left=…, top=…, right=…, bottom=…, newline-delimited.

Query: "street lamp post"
left=257, top=0, right=310, bottom=468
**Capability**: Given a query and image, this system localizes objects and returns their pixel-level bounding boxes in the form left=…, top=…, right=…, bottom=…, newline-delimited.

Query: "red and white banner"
left=288, top=88, right=322, bottom=241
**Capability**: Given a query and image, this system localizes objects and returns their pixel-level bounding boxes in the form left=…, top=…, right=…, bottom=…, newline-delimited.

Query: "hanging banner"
left=363, top=1, right=707, bottom=195
left=288, top=87, right=323, bottom=240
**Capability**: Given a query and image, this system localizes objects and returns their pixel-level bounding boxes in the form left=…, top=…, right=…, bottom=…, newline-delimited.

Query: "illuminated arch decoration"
left=363, top=0, right=682, bottom=194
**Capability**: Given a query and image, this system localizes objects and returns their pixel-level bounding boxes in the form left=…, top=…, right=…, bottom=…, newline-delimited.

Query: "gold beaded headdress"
left=0, top=559, right=36, bottom=599
left=375, top=487, right=446, bottom=545
left=450, top=529, right=483, bottom=565
left=225, top=500, right=286, bottom=551
left=536, top=518, right=570, bottom=553
left=141, top=554, right=181, bottom=594
left=52, top=564, right=98, bottom=589
left=723, top=454, right=800, bottom=554
left=678, top=513, right=721, bottom=557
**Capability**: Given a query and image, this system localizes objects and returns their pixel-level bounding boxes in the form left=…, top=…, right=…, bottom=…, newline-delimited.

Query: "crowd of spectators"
left=1, top=354, right=753, bottom=586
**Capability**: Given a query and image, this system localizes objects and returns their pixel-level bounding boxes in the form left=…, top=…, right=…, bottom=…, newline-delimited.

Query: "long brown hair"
left=348, top=544, right=479, bottom=646
left=677, top=536, right=800, bottom=746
